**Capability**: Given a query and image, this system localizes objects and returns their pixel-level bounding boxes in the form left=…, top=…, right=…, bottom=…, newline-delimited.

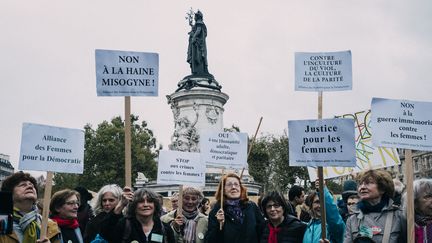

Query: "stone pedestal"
left=167, top=88, right=229, bottom=152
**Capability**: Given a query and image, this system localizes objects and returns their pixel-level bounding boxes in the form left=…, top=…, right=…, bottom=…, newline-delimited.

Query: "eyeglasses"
left=347, top=202, right=357, bottom=206
left=265, top=203, right=281, bottom=209
left=225, top=182, right=240, bottom=188
left=65, top=201, right=80, bottom=207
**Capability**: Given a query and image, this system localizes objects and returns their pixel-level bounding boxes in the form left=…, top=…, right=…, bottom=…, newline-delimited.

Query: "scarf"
left=50, top=215, right=79, bottom=229
left=357, top=196, right=389, bottom=214
left=12, top=207, right=41, bottom=243
left=182, top=210, right=199, bottom=243
left=415, top=214, right=432, bottom=243
left=267, top=223, right=281, bottom=243
left=225, top=199, right=243, bottom=224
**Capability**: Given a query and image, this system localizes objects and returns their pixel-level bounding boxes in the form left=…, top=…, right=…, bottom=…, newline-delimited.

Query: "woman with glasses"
left=161, top=187, right=208, bottom=243
left=83, top=184, right=122, bottom=243
left=50, top=189, right=84, bottom=243
left=344, top=169, right=406, bottom=243
left=259, top=191, right=306, bottom=243
left=206, top=173, right=264, bottom=243
left=99, top=187, right=175, bottom=243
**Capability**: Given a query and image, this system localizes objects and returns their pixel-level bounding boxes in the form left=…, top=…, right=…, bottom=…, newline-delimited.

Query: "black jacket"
left=206, top=201, right=264, bottom=243
left=83, top=212, right=107, bottom=243
left=100, top=211, right=175, bottom=243
left=259, top=215, right=307, bottom=243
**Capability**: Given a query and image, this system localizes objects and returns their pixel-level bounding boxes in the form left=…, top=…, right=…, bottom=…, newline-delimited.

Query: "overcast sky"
left=1, top=1, right=431, bottom=176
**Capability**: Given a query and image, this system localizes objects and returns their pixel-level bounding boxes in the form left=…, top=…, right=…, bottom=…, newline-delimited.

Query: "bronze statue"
left=187, top=10, right=209, bottom=76
left=177, top=9, right=221, bottom=92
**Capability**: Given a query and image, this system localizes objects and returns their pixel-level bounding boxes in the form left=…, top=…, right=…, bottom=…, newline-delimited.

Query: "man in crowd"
left=287, top=185, right=305, bottom=218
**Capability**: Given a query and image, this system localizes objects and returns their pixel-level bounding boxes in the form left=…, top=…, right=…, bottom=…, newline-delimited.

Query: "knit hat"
left=342, top=180, right=358, bottom=202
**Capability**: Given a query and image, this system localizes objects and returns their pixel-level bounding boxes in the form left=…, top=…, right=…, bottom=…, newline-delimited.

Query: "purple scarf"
left=225, top=199, right=243, bottom=224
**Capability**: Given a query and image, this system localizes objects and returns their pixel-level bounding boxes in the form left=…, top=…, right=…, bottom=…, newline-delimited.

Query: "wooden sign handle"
left=40, top=172, right=53, bottom=240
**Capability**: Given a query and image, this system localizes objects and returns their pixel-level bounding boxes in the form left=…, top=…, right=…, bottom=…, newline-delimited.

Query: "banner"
left=289, top=118, right=356, bottom=167
left=19, top=123, right=84, bottom=173
left=295, top=50, right=352, bottom=91
left=371, top=97, right=432, bottom=151
left=200, top=131, right=248, bottom=169
left=95, top=49, right=159, bottom=96
left=157, top=150, right=205, bottom=187
left=308, top=110, right=401, bottom=181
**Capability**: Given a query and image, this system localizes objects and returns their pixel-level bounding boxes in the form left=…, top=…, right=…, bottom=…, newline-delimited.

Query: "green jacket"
left=0, top=219, right=61, bottom=243
left=161, top=209, right=208, bottom=243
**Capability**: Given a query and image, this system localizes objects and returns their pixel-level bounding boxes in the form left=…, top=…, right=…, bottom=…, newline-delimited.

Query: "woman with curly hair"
left=99, top=187, right=174, bottom=243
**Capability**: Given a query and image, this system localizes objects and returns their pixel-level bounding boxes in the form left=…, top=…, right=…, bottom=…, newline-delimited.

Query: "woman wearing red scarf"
left=206, top=173, right=264, bottom=243
left=50, top=189, right=83, bottom=243
left=259, top=191, right=306, bottom=243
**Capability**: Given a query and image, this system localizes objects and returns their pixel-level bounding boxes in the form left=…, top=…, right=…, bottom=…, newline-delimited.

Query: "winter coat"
left=343, top=199, right=406, bottom=243
left=84, top=212, right=108, bottom=243
left=259, top=215, right=306, bottom=243
left=100, top=211, right=175, bottom=243
left=160, top=209, right=208, bottom=243
left=0, top=219, right=61, bottom=243
left=206, top=201, right=264, bottom=243
left=302, top=187, right=345, bottom=243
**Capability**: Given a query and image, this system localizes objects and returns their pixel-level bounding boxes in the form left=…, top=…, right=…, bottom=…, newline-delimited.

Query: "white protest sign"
left=288, top=118, right=356, bottom=167
left=95, top=49, right=159, bottom=96
left=371, top=97, right=432, bottom=151
left=200, top=131, right=248, bottom=169
left=307, top=110, right=401, bottom=181
left=157, top=150, right=205, bottom=187
left=295, top=50, right=352, bottom=91
left=19, top=123, right=84, bottom=173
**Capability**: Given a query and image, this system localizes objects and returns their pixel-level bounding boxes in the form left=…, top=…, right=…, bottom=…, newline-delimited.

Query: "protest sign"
left=295, top=50, right=352, bottom=91
left=288, top=118, right=356, bottom=167
left=200, top=131, right=248, bottom=169
left=307, top=110, right=401, bottom=181
left=19, top=123, right=84, bottom=173
left=95, top=49, right=159, bottom=96
left=371, top=97, right=432, bottom=151
left=157, top=150, right=205, bottom=187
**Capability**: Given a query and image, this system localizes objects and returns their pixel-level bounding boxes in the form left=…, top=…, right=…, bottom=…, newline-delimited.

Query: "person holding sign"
left=0, top=172, right=61, bottom=243
left=344, top=170, right=406, bottom=243
left=259, top=191, right=306, bottom=243
left=303, top=180, right=345, bottom=243
left=206, top=173, right=264, bottom=243
left=403, top=178, right=432, bottom=243
left=99, top=187, right=175, bottom=243
left=49, top=189, right=84, bottom=243
left=161, top=187, right=208, bottom=243
left=83, top=184, right=122, bottom=243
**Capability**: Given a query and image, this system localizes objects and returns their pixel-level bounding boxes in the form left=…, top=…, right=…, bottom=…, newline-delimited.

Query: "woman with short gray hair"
left=161, top=187, right=208, bottom=243
left=405, top=178, right=432, bottom=243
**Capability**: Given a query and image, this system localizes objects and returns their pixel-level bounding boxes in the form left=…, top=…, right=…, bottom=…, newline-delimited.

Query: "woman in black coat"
left=206, top=173, right=265, bottom=243
left=100, top=187, right=175, bottom=243
left=259, top=191, right=306, bottom=243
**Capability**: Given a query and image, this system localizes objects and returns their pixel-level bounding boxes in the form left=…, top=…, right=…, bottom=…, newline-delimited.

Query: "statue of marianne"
left=187, top=10, right=210, bottom=76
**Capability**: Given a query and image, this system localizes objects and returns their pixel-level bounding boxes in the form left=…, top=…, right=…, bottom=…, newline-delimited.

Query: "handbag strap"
left=382, top=210, right=394, bottom=243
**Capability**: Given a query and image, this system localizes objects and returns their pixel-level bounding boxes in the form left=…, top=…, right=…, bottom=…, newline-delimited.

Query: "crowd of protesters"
left=1, top=168, right=430, bottom=243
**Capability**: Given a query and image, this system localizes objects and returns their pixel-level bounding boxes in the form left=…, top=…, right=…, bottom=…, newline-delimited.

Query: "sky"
left=1, top=0, right=432, bottom=177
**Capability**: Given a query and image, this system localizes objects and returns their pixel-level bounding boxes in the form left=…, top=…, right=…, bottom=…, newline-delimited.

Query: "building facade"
left=0, top=154, right=14, bottom=182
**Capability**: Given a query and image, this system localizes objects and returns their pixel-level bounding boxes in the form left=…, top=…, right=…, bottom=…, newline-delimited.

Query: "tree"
left=53, top=115, right=158, bottom=192
left=248, top=134, right=309, bottom=194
